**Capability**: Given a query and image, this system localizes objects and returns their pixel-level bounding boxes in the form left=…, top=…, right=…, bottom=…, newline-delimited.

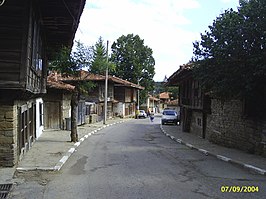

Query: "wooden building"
left=166, top=64, right=210, bottom=138
left=140, top=95, right=160, bottom=113
left=112, top=76, right=144, bottom=118
left=44, top=74, right=75, bottom=130
left=167, top=63, right=266, bottom=156
left=54, top=70, right=144, bottom=119
left=0, top=0, right=86, bottom=167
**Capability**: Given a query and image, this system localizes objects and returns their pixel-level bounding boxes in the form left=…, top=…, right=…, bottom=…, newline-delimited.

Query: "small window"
left=196, top=117, right=202, bottom=127
left=31, top=13, right=43, bottom=75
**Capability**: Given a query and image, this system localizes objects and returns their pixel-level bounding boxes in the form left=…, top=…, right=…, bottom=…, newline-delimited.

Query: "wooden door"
left=44, top=102, right=61, bottom=129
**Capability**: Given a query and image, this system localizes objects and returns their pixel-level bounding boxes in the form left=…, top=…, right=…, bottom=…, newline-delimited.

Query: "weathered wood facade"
left=55, top=71, right=144, bottom=119
left=0, top=1, right=45, bottom=92
left=167, top=63, right=266, bottom=156
left=114, top=86, right=137, bottom=117
left=167, top=64, right=210, bottom=138
left=0, top=0, right=86, bottom=167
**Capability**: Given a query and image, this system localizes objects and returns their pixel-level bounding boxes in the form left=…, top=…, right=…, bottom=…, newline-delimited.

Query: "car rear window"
left=163, top=110, right=176, bottom=115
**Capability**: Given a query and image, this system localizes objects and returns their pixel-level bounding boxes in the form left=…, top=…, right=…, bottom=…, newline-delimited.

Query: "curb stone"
left=16, top=121, right=125, bottom=172
left=160, top=125, right=266, bottom=176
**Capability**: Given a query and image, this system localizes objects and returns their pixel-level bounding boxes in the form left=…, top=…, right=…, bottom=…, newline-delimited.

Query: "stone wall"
left=206, top=99, right=265, bottom=155
left=0, top=104, right=18, bottom=167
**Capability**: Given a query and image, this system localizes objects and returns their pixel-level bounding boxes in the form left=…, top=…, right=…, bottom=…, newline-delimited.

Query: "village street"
left=9, top=116, right=266, bottom=199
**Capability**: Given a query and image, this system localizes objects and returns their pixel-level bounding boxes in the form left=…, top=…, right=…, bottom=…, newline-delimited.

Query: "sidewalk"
left=0, top=118, right=126, bottom=184
left=160, top=124, right=266, bottom=176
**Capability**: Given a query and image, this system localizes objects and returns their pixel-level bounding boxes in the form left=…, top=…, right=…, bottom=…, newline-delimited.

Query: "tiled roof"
left=159, top=92, right=170, bottom=99
left=47, top=74, right=75, bottom=91
left=109, top=75, right=144, bottom=90
left=51, top=70, right=144, bottom=90
left=166, top=63, right=193, bottom=86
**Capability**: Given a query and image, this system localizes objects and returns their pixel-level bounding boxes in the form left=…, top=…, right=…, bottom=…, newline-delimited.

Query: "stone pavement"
left=160, top=124, right=266, bottom=176
left=0, top=117, right=127, bottom=184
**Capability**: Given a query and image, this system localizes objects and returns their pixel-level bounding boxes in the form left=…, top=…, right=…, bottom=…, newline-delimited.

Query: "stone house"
left=167, top=63, right=266, bottom=156
left=0, top=0, right=86, bottom=167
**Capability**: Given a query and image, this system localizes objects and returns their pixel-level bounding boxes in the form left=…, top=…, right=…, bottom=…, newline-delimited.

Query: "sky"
left=74, top=0, right=240, bottom=81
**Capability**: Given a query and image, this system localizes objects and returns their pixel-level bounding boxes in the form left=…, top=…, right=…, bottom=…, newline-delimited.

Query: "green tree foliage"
left=192, top=0, right=266, bottom=100
left=110, top=34, right=155, bottom=103
left=50, top=41, right=93, bottom=142
left=167, top=87, right=179, bottom=100
left=90, top=37, right=116, bottom=75
left=90, top=37, right=107, bottom=74
left=51, top=41, right=92, bottom=75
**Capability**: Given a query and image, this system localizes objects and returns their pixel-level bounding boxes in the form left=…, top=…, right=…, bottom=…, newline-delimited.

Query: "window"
left=196, top=117, right=202, bottom=127
left=31, top=18, right=43, bottom=74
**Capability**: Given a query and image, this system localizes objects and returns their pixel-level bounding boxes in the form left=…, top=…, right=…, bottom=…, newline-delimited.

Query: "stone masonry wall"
left=206, top=99, right=265, bottom=155
left=0, top=104, right=18, bottom=167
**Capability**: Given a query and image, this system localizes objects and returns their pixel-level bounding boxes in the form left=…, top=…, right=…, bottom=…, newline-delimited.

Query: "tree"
left=90, top=37, right=115, bottom=75
left=167, top=87, right=179, bottom=100
left=50, top=41, right=93, bottom=142
left=90, top=37, right=108, bottom=74
left=110, top=34, right=155, bottom=104
left=192, top=0, right=266, bottom=101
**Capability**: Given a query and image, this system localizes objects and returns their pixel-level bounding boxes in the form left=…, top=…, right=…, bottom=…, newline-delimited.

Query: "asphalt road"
left=11, top=116, right=266, bottom=199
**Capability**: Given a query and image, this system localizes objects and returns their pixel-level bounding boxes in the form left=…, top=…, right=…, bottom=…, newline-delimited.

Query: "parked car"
left=161, top=109, right=179, bottom=125
left=138, top=110, right=147, bottom=118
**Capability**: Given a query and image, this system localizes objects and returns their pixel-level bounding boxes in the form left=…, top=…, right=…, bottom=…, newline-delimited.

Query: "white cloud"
left=75, top=0, right=203, bottom=81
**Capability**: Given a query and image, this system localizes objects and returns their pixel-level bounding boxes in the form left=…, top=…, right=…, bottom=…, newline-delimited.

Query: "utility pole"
left=137, top=79, right=140, bottom=111
left=104, top=40, right=109, bottom=125
left=137, top=77, right=143, bottom=111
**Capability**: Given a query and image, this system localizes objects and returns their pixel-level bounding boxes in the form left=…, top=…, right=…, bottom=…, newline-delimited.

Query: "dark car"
left=161, top=109, right=180, bottom=125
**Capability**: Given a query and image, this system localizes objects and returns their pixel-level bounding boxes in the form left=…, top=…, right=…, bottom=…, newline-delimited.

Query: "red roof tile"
left=47, top=73, right=75, bottom=91
left=159, top=92, right=170, bottom=99
left=50, top=70, right=144, bottom=90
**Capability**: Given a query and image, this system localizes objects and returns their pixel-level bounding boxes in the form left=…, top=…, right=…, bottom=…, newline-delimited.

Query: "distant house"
left=159, top=92, right=170, bottom=111
left=0, top=0, right=86, bottom=167
left=53, top=70, right=144, bottom=120
left=166, top=99, right=179, bottom=112
left=141, top=95, right=160, bottom=113
left=112, top=75, right=144, bottom=118
left=167, top=63, right=266, bottom=156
